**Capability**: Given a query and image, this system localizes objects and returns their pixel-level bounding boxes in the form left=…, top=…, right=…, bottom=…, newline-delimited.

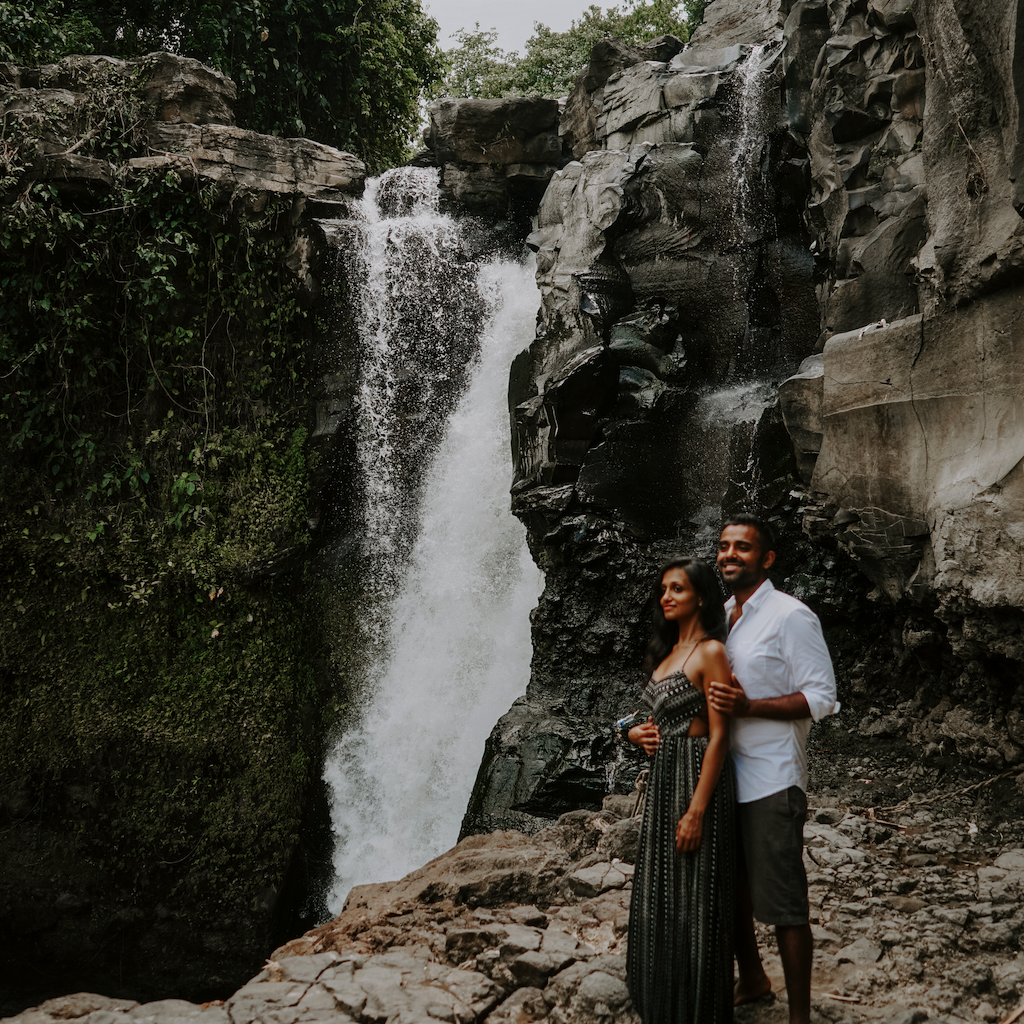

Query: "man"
left=708, top=514, right=837, bottom=1024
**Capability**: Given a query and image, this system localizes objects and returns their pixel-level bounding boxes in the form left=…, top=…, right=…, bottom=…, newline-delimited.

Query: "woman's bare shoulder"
left=702, top=638, right=728, bottom=658
left=694, top=639, right=730, bottom=675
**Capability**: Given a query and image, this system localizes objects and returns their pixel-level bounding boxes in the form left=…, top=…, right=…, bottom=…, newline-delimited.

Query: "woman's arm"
left=676, top=642, right=732, bottom=853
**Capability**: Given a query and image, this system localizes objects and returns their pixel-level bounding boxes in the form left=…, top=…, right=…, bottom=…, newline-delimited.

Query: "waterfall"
left=323, top=169, right=485, bottom=607
left=695, top=43, right=781, bottom=537
left=322, top=168, right=543, bottom=911
left=729, top=42, right=774, bottom=243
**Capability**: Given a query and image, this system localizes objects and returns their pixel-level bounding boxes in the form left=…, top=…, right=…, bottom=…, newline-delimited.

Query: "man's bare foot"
left=734, top=976, right=773, bottom=1007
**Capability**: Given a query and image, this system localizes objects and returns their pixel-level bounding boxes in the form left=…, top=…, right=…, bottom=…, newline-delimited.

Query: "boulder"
left=341, top=831, right=571, bottom=916
left=140, top=51, right=235, bottom=124
left=141, top=123, right=365, bottom=199
left=426, top=97, right=563, bottom=215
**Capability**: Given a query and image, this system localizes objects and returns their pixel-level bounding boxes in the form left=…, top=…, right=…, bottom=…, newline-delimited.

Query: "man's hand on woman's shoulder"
left=708, top=674, right=750, bottom=717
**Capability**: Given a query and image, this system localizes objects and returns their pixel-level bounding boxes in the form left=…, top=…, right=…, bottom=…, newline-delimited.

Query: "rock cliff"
left=425, top=97, right=562, bottom=221
left=460, top=0, right=1024, bottom=834
left=0, top=52, right=364, bottom=1004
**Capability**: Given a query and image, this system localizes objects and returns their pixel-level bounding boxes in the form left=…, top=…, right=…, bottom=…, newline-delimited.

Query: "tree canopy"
left=0, top=0, right=446, bottom=171
left=435, top=0, right=707, bottom=100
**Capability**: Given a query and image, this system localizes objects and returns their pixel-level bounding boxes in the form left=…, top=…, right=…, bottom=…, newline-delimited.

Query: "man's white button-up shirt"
left=724, top=579, right=838, bottom=804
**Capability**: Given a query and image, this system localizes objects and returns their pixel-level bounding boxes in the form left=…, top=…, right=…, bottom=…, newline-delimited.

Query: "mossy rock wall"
left=0, top=54, right=362, bottom=1005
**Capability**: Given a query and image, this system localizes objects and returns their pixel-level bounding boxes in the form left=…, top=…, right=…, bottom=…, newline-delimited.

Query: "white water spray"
left=730, top=43, right=774, bottom=240
left=336, top=169, right=470, bottom=579
left=323, top=173, right=542, bottom=910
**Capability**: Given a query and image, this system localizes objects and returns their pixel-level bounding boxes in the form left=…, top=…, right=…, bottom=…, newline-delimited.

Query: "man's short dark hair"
left=721, top=513, right=776, bottom=555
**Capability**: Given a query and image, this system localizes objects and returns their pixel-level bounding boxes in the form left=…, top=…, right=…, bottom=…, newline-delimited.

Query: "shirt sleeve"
left=780, top=603, right=837, bottom=722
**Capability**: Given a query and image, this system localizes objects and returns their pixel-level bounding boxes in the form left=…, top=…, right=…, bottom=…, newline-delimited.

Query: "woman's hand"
left=628, top=717, right=661, bottom=755
left=675, top=808, right=703, bottom=852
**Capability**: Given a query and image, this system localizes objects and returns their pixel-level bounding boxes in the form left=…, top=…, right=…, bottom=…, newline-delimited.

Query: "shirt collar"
left=724, top=576, right=775, bottom=614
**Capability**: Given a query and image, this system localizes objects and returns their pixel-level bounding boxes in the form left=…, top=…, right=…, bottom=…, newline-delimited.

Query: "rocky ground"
left=9, top=759, right=1024, bottom=1024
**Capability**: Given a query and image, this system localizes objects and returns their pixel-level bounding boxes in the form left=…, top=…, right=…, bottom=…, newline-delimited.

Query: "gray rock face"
left=141, top=51, right=236, bottom=124
left=0, top=53, right=364, bottom=201
left=141, top=124, right=364, bottom=201
left=802, top=291, right=1024, bottom=605
left=469, top=6, right=818, bottom=831
left=341, top=832, right=572, bottom=914
left=425, top=98, right=562, bottom=216
left=779, top=0, right=1024, bottom=615
left=470, top=0, right=1024, bottom=831
left=0, top=53, right=234, bottom=126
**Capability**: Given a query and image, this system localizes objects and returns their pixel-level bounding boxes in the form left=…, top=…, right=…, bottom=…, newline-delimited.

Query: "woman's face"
left=660, top=567, right=699, bottom=623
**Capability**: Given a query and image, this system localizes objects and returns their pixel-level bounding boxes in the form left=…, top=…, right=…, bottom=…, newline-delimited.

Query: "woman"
left=625, top=556, right=736, bottom=1024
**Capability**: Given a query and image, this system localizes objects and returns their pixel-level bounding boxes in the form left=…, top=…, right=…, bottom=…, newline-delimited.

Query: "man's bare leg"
left=734, top=871, right=772, bottom=1004
left=775, top=923, right=812, bottom=1024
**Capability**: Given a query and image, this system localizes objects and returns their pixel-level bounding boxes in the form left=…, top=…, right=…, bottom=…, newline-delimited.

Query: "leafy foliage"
left=0, top=0, right=101, bottom=63
left=435, top=0, right=693, bottom=100
left=682, top=0, right=707, bottom=31
left=0, top=0, right=445, bottom=171
left=1, top=176, right=306, bottom=504
left=440, top=25, right=517, bottom=100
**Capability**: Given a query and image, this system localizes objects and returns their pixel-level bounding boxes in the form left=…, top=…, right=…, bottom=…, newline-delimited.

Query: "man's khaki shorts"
left=737, top=786, right=809, bottom=927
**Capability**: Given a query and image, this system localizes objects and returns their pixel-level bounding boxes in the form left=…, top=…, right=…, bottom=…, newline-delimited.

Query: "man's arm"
left=708, top=677, right=810, bottom=719
left=709, top=603, right=836, bottom=720
left=780, top=602, right=837, bottom=722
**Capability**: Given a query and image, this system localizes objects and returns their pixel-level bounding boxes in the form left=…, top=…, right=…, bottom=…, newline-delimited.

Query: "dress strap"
left=652, top=636, right=707, bottom=684
left=677, top=636, right=707, bottom=679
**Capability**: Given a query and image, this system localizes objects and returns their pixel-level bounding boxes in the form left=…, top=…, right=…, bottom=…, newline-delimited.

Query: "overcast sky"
left=424, top=0, right=586, bottom=53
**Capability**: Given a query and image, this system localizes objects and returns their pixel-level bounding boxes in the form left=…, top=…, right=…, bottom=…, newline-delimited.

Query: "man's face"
left=717, top=525, right=773, bottom=592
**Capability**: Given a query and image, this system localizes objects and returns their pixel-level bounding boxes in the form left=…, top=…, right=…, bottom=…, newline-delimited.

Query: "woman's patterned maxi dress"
left=626, top=670, right=736, bottom=1024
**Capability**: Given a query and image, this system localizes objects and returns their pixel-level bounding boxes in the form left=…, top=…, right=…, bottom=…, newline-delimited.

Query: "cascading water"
left=691, top=42, right=780, bottom=539
left=321, top=168, right=543, bottom=911
left=729, top=43, right=774, bottom=242
left=321, top=170, right=485, bottom=611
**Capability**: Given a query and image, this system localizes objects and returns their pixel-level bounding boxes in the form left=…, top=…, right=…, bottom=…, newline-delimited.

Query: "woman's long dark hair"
left=641, top=556, right=727, bottom=677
